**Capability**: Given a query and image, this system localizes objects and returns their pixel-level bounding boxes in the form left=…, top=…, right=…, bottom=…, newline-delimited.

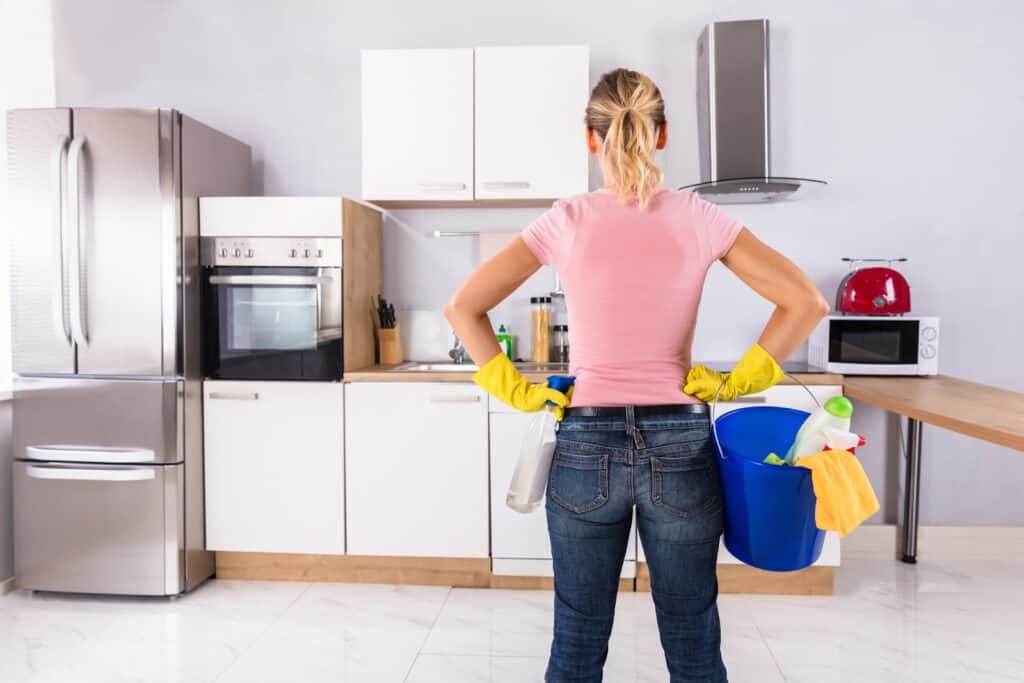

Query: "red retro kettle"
left=836, top=258, right=911, bottom=315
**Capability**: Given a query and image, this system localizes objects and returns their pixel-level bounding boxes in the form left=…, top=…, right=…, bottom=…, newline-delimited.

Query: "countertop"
left=343, top=361, right=843, bottom=386
left=844, top=375, right=1024, bottom=451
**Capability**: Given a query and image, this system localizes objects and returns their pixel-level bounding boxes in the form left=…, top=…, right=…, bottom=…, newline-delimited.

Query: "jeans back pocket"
left=549, top=449, right=609, bottom=514
left=650, top=446, right=721, bottom=518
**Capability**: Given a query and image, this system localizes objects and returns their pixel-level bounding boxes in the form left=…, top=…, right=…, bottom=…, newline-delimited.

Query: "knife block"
left=378, top=325, right=404, bottom=365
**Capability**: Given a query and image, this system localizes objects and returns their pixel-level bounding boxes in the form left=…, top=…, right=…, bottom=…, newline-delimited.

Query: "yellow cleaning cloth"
left=796, top=450, right=880, bottom=538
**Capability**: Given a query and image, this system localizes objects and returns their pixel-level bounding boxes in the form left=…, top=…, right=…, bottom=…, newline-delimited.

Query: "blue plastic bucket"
left=713, top=405, right=825, bottom=572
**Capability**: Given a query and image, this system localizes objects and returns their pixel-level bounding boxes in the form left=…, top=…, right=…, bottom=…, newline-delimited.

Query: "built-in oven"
left=201, top=237, right=343, bottom=381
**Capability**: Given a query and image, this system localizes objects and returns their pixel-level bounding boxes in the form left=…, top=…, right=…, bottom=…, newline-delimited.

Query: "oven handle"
left=208, top=275, right=333, bottom=286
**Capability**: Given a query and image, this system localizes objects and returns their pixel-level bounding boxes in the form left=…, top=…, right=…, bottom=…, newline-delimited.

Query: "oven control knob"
left=304, top=249, right=311, bottom=258
left=289, top=249, right=298, bottom=258
left=920, top=344, right=936, bottom=359
left=246, top=249, right=255, bottom=258
left=316, top=248, right=324, bottom=258
left=219, top=247, right=228, bottom=257
left=233, top=248, right=242, bottom=257
left=921, top=326, right=937, bottom=341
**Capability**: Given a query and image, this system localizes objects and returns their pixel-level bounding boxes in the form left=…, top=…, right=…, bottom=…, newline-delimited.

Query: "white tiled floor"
left=2, top=555, right=1022, bottom=682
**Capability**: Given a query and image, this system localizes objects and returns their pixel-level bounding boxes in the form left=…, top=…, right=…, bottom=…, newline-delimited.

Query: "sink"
left=394, top=361, right=569, bottom=374
left=398, top=363, right=479, bottom=372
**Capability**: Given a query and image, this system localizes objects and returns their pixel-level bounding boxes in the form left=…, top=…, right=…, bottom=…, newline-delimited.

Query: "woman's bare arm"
left=444, top=236, right=542, bottom=365
left=720, top=228, right=830, bottom=362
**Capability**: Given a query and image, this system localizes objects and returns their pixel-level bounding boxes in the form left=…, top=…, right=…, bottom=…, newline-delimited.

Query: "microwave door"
left=829, top=319, right=920, bottom=368
left=8, top=108, right=76, bottom=376
left=70, top=108, right=178, bottom=378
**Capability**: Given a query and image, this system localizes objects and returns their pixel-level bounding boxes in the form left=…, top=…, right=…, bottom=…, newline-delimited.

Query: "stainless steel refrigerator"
left=7, top=108, right=250, bottom=595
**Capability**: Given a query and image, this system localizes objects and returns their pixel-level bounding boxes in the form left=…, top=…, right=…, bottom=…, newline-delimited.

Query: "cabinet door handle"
left=417, top=182, right=467, bottom=191
left=208, top=391, right=260, bottom=401
left=482, top=180, right=531, bottom=189
left=729, top=396, right=767, bottom=404
left=429, top=394, right=481, bottom=403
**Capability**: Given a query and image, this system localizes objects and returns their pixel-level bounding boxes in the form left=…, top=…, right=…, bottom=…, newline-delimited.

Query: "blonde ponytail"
left=585, top=69, right=666, bottom=209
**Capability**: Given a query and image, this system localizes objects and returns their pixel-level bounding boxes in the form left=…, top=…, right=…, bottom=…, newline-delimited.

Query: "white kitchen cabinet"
left=345, top=382, right=489, bottom=558
left=204, top=381, right=344, bottom=554
left=490, top=399, right=636, bottom=578
left=637, top=383, right=844, bottom=565
left=361, top=49, right=474, bottom=201
left=474, top=45, right=590, bottom=200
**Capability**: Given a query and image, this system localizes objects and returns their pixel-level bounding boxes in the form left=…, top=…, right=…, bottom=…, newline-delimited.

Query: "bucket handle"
left=710, top=373, right=821, bottom=460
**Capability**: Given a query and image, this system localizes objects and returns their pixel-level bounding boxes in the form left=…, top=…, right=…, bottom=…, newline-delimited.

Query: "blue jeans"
left=545, top=408, right=727, bottom=682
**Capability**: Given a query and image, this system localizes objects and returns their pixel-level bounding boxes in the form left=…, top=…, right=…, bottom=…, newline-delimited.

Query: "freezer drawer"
left=13, top=377, right=182, bottom=464
left=13, top=461, right=185, bottom=595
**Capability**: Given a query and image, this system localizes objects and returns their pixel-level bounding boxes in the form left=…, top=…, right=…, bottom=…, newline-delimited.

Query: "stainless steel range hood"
left=680, top=19, right=826, bottom=203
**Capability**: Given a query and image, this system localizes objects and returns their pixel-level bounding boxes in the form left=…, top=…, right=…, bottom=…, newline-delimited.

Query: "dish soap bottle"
left=496, top=324, right=513, bottom=359
left=784, top=396, right=854, bottom=464
left=507, top=375, right=575, bottom=513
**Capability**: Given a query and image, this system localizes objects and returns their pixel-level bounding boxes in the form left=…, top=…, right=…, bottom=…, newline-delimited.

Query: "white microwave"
left=809, top=315, right=939, bottom=376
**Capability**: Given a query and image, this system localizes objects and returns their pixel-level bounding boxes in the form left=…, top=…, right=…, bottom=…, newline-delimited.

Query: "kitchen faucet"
left=449, top=333, right=468, bottom=365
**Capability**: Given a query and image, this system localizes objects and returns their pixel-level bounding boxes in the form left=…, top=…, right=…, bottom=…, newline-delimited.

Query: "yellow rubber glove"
left=473, top=352, right=571, bottom=419
left=683, top=343, right=784, bottom=402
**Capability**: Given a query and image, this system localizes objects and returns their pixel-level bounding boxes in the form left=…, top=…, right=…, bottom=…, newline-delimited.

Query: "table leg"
left=901, top=418, right=923, bottom=564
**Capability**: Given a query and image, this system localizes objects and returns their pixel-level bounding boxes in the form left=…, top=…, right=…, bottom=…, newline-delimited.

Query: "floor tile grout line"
left=745, top=597, right=789, bottom=683
left=404, top=584, right=455, bottom=683
left=211, top=582, right=315, bottom=683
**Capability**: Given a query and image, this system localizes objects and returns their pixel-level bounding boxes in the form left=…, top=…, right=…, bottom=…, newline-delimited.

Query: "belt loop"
left=625, top=405, right=646, bottom=450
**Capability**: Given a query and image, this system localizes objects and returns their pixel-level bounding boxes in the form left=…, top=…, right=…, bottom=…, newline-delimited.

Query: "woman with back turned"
left=446, top=68, right=828, bottom=682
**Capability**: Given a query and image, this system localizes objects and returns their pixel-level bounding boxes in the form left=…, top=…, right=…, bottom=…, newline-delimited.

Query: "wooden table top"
left=343, top=364, right=843, bottom=386
left=843, top=375, right=1024, bottom=451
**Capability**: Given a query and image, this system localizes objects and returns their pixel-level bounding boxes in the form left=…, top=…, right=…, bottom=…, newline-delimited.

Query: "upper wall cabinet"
left=474, top=45, right=589, bottom=201
left=361, top=48, right=475, bottom=202
left=361, top=45, right=589, bottom=205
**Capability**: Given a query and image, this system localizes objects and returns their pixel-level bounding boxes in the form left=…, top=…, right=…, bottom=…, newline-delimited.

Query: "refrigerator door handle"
left=26, top=464, right=155, bottom=482
left=25, top=445, right=157, bottom=463
left=51, top=135, right=72, bottom=346
left=67, top=136, right=89, bottom=347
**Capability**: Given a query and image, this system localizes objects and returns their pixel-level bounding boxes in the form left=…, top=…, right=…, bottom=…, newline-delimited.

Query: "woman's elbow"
left=808, top=290, right=830, bottom=320
left=443, top=301, right=460, bottom=326
left=443, top=298, right=474, bottom=327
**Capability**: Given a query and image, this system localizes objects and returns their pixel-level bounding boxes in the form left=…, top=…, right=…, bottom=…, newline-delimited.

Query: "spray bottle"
left=506, top=375, right=575, bottom=513
left=784, top=396, right=854, bottom=464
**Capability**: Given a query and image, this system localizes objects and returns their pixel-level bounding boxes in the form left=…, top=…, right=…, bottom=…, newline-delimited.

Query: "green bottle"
left=496, top=324, right=513, bottom=359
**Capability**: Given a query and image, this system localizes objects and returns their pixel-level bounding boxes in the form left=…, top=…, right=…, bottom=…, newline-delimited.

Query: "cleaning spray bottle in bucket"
left=783, top=396, right=854, bottom=464
left=507, top=375, right=575, bottom=513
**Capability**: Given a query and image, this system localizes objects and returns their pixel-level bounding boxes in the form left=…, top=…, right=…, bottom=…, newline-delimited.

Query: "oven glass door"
left=203, top=266, right=342, bottom=380
left=828, top=319, right=919, bottom=365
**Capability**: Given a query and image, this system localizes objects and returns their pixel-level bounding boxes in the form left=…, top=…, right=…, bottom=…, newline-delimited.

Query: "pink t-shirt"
left=521, top=188, right=744, bottom=407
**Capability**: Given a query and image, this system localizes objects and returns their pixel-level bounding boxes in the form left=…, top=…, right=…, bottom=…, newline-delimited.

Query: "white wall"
left=49, top=0, right=1024, bottom=525
left=1, top=0, right=56, bottom=581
